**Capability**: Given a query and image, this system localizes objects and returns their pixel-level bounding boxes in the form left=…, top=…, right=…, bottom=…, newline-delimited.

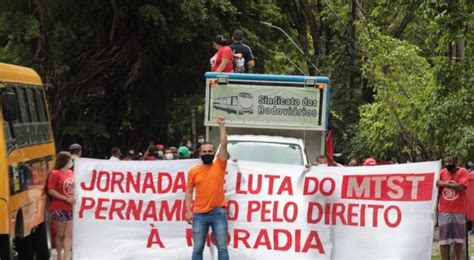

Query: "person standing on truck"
left=47, top=151, right=75, bottom=260
left=185, top=116, right=229, bottom=260
left=436, top=155, right=469, bottom=260
left=210, top=35, right=234, bottom=73
left=230, top=30, right=255, bottom=73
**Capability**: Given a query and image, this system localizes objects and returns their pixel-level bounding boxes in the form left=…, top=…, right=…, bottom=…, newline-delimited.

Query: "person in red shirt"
left=210, top=35, right=234, bottom=73
left=436, top=155, right=469, bottom=260
left=47, top=151, right=75, bottom=260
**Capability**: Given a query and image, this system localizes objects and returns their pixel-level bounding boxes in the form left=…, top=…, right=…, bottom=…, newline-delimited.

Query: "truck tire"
left=0, top=234, right=13, bottom=260
left=30, top=222, right=50, bottom=260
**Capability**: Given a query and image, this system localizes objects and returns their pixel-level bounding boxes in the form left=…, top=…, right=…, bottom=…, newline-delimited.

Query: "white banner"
left=73, top=158, right=440, bottom=260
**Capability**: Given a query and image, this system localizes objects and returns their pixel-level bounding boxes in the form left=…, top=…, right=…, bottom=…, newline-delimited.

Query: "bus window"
left=9, top=85, right=28, bottom=145
left=34, top=89, right=51, bottom=142
left=16, top=87, right=31, bottom=123
left=27, top=88, right=40, bottom=122
left=3, top=120, right=14, bottom=146
left=2, top=88, right=16, bottom=149
left=11, top=86, right=31, bottom=145
left=26, top=87, right=41, bottom=143
left=35, top=89, right=47, bottom=122
left=12, top=86, right=23, bottom=123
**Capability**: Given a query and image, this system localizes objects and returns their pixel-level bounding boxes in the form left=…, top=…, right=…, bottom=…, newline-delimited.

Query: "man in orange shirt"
left=185, top=115, right=229, bottom=260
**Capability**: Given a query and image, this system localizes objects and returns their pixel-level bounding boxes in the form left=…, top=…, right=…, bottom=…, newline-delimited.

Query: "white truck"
left=204, top=72, right=331, bottom=165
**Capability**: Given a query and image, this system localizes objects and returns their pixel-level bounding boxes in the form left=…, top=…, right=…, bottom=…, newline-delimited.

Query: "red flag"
left=325, top=130, right=334, bottom=166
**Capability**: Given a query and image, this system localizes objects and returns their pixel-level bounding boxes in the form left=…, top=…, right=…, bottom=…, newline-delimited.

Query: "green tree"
left=350, top=25, right=435, bottom=161
left=0, top=0, right=282, bottom=156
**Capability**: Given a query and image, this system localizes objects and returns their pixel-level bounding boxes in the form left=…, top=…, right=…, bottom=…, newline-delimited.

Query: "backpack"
left=233, top=52, right=245, bottom=73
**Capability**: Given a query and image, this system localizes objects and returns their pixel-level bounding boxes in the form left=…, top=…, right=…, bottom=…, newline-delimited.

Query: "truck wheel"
left=31, top=222, right=50, bottom=260
left=0, top=234, right=13, bottom=260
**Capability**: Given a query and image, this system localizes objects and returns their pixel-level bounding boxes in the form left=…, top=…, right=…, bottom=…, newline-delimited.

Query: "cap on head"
left=178, top=146, right=190, bottom=158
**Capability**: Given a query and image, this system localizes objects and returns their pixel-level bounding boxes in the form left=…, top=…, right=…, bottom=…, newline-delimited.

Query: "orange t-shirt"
left=187, top=157, right=227, bottom=213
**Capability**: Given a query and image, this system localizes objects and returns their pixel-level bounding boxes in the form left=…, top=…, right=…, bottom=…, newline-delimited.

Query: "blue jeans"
left=192, top=207, right=229, bottom=260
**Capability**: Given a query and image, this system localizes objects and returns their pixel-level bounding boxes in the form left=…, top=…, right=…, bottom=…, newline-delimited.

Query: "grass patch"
left=431, top=230, right=474, bottom=259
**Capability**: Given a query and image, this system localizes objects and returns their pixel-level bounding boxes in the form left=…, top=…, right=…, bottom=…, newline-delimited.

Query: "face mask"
left=318, top=163, right=328, bottom=167
left=165, top=153, right=173, bottom=160
left=158, top=151, right=164, bottom=157
left=198, top=138, right=205, bottom=144
left=201, top=154, right=215, bottom=164
left=446, top=164, right=456, bottom=172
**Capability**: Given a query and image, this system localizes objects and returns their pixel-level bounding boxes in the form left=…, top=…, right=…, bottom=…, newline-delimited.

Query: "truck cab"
left=204, top=72, right=331, bottom=166
left=227, top=135, right=307, bottom=165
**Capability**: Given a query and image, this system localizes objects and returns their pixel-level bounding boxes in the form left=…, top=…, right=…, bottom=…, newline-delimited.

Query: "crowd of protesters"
left=102, top=136, right=207, bottom=162
left=311, top=153, right=469, bottom=168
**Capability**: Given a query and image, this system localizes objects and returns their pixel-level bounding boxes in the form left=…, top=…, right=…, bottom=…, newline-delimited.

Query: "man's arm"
left=436, top=180, right=446, bottom=188
left=246, top=47, right=255, bottom=69
left=216, top=116, right=228, bottom=161
left=185, top=188, right=194, bottom=224
left=436, top=180, right=466, bottom=191
left=447, top=183, right=466, bottom=191
left=247, top=59, right=255, bottom=69
left=141, top=141, right=154, bottom=160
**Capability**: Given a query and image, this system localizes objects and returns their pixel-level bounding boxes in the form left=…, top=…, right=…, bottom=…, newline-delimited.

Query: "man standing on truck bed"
left=185, top=115, right=229, bottom=260
left=230, top=30, right=255, bottom=73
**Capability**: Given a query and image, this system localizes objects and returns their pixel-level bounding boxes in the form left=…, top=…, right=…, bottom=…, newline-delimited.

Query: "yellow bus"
left=0, top=63, right=55, bottom=259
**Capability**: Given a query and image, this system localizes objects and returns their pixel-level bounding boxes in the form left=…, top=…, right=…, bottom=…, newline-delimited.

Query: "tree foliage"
left=0, top=0, right=277, bottom=156
left=0, top=0, right=472, bottom=161
left=350, top=1, right=474, bottom=162
left=351, top=25, right=435, bottom=160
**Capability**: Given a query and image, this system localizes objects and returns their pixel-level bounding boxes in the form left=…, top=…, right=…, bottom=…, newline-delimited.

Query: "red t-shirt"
left=47, top=169, right=74, bottom=211
left=438, top=167, right=468, bottom=214
left=210, top=46, right=234, bottom=72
